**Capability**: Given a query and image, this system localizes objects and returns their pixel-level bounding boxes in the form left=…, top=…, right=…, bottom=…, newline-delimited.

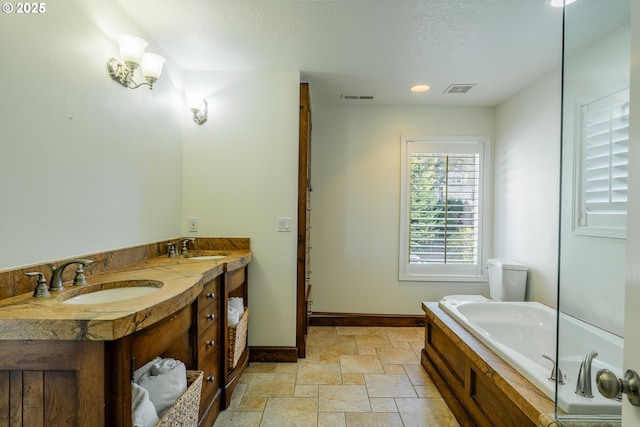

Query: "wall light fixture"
left=186, top=92, right=208, bottom=125
left=107, top=35, right=165, bottom=90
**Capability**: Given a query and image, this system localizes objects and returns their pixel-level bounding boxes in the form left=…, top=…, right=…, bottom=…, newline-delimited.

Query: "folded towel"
left=132, top=382, right=159, bottom=427
left=138, top=358, right=188, bottom=417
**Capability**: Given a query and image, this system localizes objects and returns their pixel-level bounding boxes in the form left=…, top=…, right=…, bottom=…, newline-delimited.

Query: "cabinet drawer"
left=198, top=304, right=220, bottom=336
left=198, top=278, right=220, bottom=314
left=198, top=323, right=220, bottom=411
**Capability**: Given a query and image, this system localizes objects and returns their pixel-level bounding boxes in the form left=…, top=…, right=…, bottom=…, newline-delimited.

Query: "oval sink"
left=183, top=251, right=229, bottom=260
left=61, top=280, right=162, bottom=305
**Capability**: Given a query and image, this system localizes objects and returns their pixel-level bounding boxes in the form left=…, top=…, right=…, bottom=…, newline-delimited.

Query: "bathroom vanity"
left=0, top=239, right=250, bottom=426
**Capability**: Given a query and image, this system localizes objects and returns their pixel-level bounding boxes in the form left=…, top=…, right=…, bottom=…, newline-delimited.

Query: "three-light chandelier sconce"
left=107, top=34, right=165, bottom=90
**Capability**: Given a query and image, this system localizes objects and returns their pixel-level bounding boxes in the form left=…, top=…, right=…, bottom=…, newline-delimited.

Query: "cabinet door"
left=0, top=340, right=104, bottom=426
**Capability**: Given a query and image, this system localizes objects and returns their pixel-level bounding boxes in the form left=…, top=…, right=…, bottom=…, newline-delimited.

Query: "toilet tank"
left=487, top=258, right=528, bottom=301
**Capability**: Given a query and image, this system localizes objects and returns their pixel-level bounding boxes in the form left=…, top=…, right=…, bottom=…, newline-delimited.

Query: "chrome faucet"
left=50, top=259, right=94, bottom=291
left=575, top=350, right=598, bottom=398
left=177, top=238, right=196, bottom=255
left=167, top=242, right=178, bottom=258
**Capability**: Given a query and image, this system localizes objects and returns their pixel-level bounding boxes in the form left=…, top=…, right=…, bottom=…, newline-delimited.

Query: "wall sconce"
left=186, top=92, right=208, bottom=125
left=107, top=35, right=165, bottom=90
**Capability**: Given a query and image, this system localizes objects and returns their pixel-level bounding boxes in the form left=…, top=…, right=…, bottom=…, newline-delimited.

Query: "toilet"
left=441, top=258, right=528, bottom=304
left=487, top=258, right=528, bottom=301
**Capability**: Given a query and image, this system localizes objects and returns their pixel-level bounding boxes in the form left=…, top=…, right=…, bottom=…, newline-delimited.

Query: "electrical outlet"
left=188, top=217, right=199, bottom=232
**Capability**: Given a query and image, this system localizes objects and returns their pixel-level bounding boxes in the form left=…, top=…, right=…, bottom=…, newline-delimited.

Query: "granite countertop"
left=0, top=250, right=251, bottom=341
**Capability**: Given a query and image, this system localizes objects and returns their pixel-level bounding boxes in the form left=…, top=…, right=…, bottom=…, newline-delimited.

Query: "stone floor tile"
left=237, top=396, right=267, bottom=412
left=364, top=373, right=417, bottom=398
left=318, top=412, right=346, bottom=427
left=339, top=355, right=384, bottom=374
left=318, top=384, right=371, bottom=412
left=244, top=373, right=296, bottom=397
left=345, top=412, right=404, bottom=427
left=213, top=411, right=262, bottom=427
left=297, top=362, right=342, bottom=384
left=369, top=397, right=398, bottom=412
left=395, top=397, right=459, bottom=427
left=259, top=397, right=317, bottom=427
left=294, top=384, right=319, bottom=397
left=377, top=347, right=420, bottom=365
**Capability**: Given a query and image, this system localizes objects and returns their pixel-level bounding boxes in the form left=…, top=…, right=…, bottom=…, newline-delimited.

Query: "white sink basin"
left=183, top=251, right=229, bottom=260
left=62, top=286, right=161, bottom=305
left=188, top=255, right=226, bottom=260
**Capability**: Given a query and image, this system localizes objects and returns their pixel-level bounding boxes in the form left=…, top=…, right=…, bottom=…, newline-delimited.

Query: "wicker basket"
left=155, top=370, right=203, bottom=427
left=227, top=307, right=249, bottom=369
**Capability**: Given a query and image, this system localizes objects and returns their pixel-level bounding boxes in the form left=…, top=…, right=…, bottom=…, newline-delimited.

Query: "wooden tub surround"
left=0, top=238, right=251, bottom=427
left=421, top=302, right=555, bottom=427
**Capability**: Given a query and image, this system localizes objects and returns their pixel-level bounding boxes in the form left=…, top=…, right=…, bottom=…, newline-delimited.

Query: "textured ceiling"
left=116, top=0, right=629, bottom=106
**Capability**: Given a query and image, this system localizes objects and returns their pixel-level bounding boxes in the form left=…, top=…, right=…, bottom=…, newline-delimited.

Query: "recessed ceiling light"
left=410, top=84, right=430, bottom=93
left=546, top=0, right=577, bottom=7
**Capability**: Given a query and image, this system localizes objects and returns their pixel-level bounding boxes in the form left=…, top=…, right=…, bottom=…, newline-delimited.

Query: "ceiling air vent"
left=444, top=84, right=476, bottom=94
left=341, top=94, right=375, bottom=100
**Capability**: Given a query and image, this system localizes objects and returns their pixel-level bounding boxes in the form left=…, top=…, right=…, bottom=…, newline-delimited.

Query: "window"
left=574, top=87, right=629, bottom=239
left=399, top=137, right=490, bottom=281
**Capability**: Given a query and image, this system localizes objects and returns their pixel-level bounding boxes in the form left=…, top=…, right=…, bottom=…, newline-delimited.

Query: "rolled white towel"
left=132, top=382, right=159, bottom=427
left=134, top=357, right=161, bottom=384
left=228, top=297, right=244, bottom=315
left=138, top=358, right=188, bottom=417
left=228, top=306, right=240, bottom=326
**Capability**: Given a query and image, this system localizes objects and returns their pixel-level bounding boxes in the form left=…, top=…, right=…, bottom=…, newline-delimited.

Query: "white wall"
left=309, top=104, right=493, bottom=315
left=0, top=0, right=184, bottom=271
left=181, top=70, right=300, bottom=347
left=493, top=71, right=562, bottom=308
left=559, top=25, right=630, bottom=336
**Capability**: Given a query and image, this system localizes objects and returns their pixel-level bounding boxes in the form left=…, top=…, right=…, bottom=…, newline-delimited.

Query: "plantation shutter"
left=576, top=87, right=629, bottom=237
left=409, top=151, right=480, bottom=265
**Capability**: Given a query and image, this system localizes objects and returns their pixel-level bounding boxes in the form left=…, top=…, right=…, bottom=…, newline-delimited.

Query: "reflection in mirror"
left=557, top=0, right=629, bottom=420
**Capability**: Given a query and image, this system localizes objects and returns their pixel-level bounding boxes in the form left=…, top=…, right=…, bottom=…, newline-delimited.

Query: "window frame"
left=399, top=136, right=491, bottom=282
left=573, top=86, right=629, bottom=240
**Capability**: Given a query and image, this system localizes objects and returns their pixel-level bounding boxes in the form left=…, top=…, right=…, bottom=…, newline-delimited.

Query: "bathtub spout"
left=575, top=350, right=598, bottom=398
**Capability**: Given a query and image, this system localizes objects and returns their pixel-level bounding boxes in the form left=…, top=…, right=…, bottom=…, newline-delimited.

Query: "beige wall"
left=0, top=0, right=184, bottom=271
left=308, top=104, right=494, bottom=315
left=181, top=70, right=300, bottom=347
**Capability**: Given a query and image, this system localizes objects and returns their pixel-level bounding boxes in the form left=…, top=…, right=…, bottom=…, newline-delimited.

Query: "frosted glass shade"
left=141, top=52, right=166, bottom=82
left=117, top=35, right=147, bottom=68
left=186, top=92, right=205, bottom=110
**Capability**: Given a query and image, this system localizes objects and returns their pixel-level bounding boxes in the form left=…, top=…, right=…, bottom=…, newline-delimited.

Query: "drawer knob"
left=206, top=313, right=215, bottom=320
left=206, top=340, right=215, bottom=347
left=207, top=292, right=215, bottom=299
left=207, top=375, right=215, bottom=383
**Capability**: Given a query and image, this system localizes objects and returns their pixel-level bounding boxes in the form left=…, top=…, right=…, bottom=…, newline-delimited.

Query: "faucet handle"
left=73, top=264, right=88, bottom=286
left=542, top=354, right=565, bottom=384
left=167, top=242, right=178, bottom=258
left=26, top=272, right=50, bottom=298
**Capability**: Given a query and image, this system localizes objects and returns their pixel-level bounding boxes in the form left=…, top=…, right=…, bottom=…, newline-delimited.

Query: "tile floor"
left=213, top=326, right=459, bottom=427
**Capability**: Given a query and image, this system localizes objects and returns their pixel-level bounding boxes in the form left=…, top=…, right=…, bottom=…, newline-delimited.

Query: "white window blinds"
left=575, top=87, right=629, bottom=238
left=400, top=137, right=489, bottom=282
left=409, top=152, right=479, bottom=264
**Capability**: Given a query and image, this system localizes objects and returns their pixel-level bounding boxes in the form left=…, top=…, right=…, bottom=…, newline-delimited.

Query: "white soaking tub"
left=438, top=296, right=622, bottom=416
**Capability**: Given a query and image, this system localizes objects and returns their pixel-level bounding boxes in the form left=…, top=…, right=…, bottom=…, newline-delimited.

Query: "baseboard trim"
left=310, top=312, right=424, bottom=327
left=249, top=346, right=298, bottom=363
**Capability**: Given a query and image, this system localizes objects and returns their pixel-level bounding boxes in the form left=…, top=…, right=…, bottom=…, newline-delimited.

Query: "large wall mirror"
left=557, top=0, right=630, bottom=419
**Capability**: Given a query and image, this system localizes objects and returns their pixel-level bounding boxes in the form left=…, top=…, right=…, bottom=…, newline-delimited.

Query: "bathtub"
left=438, top=296, right=623, bottom=416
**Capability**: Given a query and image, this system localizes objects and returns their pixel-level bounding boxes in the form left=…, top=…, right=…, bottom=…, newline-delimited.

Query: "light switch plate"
left=277, top=217, right=292, bottom=232
left=188, top=217, right=199, bottom=232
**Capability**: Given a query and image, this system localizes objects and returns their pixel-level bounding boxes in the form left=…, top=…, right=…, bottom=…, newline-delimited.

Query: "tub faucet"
left=575, top=350, right=598, bottom=398
left=177, top=238, right=196, bottom=255
left=50, top=259, right=94, bottom=291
